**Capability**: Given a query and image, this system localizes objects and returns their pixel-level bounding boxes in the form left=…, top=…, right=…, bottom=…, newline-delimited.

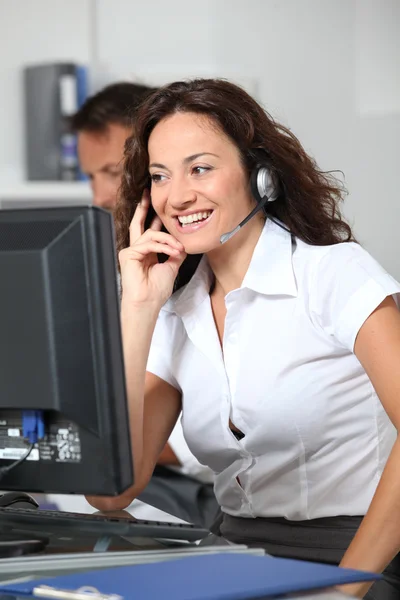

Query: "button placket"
left=223, top=291, right=247, bottom=446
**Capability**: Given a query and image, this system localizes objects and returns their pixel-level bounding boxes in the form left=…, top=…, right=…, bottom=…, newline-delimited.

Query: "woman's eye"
left=192, top=166, right=210, bottom=175
left=150, top=173, right=166, bottom=183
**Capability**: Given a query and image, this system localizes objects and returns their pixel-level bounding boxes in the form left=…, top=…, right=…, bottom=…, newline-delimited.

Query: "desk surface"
left=0, top=498, right=357, bottom=599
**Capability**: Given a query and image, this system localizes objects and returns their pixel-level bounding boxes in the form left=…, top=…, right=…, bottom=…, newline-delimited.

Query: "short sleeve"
left=311, top=243, right=400, bottom=351
left=146, top=309, right=181, bottom=390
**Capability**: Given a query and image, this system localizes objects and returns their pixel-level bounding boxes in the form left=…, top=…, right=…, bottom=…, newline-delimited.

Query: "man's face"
left=77, top=123, right=131, bottom=211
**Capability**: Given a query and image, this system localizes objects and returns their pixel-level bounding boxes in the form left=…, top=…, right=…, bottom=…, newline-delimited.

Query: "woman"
left=89, top=79, right=400, bottom=599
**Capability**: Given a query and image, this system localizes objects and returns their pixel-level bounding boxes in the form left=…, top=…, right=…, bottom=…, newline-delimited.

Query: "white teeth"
left=178, top=211, right=211, bottom=225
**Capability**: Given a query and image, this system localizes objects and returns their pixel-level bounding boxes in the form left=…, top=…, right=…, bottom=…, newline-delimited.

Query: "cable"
left=268, top=216, right=292, bottom=235
left=0, top=443, right=35, bottom=482
left=0, top=410, right=44, bottom=483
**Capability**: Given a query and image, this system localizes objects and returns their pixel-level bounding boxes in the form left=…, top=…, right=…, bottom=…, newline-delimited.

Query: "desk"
left=0, top=501, right=357, bottom=599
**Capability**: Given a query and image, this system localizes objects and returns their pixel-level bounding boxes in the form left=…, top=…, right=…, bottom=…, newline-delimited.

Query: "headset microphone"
left=220, top=165, right=279, bottom=244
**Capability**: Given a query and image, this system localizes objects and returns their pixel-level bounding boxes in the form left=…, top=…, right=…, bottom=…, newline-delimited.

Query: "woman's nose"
left=167, top=176, right=197, bottom=210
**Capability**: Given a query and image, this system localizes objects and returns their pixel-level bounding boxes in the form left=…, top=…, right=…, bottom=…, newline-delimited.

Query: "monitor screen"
left=0, top=206, right=133, bottom=496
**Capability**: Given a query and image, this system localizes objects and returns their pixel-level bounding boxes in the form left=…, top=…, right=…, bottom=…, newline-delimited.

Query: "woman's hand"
left=119, top=190, right=186, bottom=308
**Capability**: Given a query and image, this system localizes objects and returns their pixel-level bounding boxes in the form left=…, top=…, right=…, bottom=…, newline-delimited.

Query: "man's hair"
left=71, top=82, right=156, bottom=133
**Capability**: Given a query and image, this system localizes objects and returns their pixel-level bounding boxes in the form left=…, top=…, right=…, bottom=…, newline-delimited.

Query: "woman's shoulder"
left=298, top=239, right=400, bottom=350
left=296, top=238, right=366, bottom=267
left=295, top=239, right=388, bottom=287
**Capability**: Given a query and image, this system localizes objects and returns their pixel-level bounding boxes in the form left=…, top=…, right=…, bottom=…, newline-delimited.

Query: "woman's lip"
left=175, top=211, right=214, bottom=234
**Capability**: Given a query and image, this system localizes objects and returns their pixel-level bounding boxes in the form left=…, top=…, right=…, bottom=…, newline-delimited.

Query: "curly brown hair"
left=115, top=78, right=355, bottom=290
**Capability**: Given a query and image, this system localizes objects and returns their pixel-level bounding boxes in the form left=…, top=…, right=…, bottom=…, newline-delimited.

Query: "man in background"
left=72, top=82, right=146, bottom=210
left=71, top=82, right=218, bottom=528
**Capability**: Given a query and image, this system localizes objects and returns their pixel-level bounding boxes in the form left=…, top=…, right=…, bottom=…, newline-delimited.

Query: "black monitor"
left=0, top=205, right=133, bottom=496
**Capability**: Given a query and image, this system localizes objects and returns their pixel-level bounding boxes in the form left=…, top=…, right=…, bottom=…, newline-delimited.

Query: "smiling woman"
left=146, top=111, right=256, bottom=256
left=116, top=78, right=353, bottom=290
left=100, top=78, right=400, bottom=599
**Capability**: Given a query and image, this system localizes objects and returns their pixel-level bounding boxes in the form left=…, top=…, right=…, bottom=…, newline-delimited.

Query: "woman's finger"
left=125, top=241, right=184, bottom=260
left=141, top=229, right=184, bottom=250
left=129, top=189, right=150, bottom=245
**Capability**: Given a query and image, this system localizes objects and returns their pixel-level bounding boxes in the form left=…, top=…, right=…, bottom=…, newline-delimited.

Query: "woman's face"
left=147, top=112, right=256, bottom=254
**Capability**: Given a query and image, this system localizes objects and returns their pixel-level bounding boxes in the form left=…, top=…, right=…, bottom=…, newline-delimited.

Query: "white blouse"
left=147, top=219, right=400, bottom=520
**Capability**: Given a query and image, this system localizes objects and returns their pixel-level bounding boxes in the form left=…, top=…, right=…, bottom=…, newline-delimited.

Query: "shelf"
left=0, top=181, right=92, bottom=201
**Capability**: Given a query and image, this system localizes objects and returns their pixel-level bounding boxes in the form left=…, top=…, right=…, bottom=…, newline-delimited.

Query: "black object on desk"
left=0, top=493, right=49, bottom=558
left=0, top=532, right=48, bottom=558
left=0, top=506, right=209, bottom=542
left=0, top=491, right=39, bottom=509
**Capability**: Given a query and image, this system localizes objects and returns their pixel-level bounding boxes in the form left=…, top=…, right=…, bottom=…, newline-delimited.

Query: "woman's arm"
left=86, top=301, right=181, bottom=512
left=86, top=193, right=186, bottom=511
left=337, top=295, right=400, bottom=597
left=120, top=301, right=181, bottom=493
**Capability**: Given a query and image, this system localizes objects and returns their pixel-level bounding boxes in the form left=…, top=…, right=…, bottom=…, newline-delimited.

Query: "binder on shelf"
left=24, top=63, right=89, bottom=182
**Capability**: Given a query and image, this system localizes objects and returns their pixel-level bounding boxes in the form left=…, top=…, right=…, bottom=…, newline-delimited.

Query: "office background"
left=0, top=0, right=399, bottom=278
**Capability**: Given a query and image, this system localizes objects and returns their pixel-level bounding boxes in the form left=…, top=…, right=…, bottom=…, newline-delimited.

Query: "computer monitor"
left=0, top=198, right=90, bottom=210
left=0, top=205, right=133, bottom=496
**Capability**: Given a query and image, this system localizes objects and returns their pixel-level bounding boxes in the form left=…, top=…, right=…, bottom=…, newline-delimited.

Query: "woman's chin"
left=181, top=238, right=220, bottom=256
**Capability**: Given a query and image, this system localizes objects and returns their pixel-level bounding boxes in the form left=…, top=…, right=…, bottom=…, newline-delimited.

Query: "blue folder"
left=0, top=553, right=380, bottom=599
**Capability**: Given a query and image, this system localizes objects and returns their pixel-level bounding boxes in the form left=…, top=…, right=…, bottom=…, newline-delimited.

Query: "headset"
left=143, top=156, right=290, bottom=242
left=220, top=156, right=290, bottom=244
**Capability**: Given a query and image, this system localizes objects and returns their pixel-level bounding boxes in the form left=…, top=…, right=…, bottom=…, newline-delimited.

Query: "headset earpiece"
left=220, top=163, right=280, bottom=244
left=250, top=165, right=279, bottom=204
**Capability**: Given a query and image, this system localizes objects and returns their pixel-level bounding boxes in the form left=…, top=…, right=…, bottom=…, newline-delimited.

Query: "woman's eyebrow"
left=149, top=152, right=219, bottom=170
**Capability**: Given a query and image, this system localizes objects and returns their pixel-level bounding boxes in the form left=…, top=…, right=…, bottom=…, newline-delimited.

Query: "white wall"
left=0, top=0, right=93, bottom=183
left=0, top=0, right=399, bottom=277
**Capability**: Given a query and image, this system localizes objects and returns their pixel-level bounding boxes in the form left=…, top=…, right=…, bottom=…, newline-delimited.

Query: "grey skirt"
left=215, top=513, right=400, bottom=600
